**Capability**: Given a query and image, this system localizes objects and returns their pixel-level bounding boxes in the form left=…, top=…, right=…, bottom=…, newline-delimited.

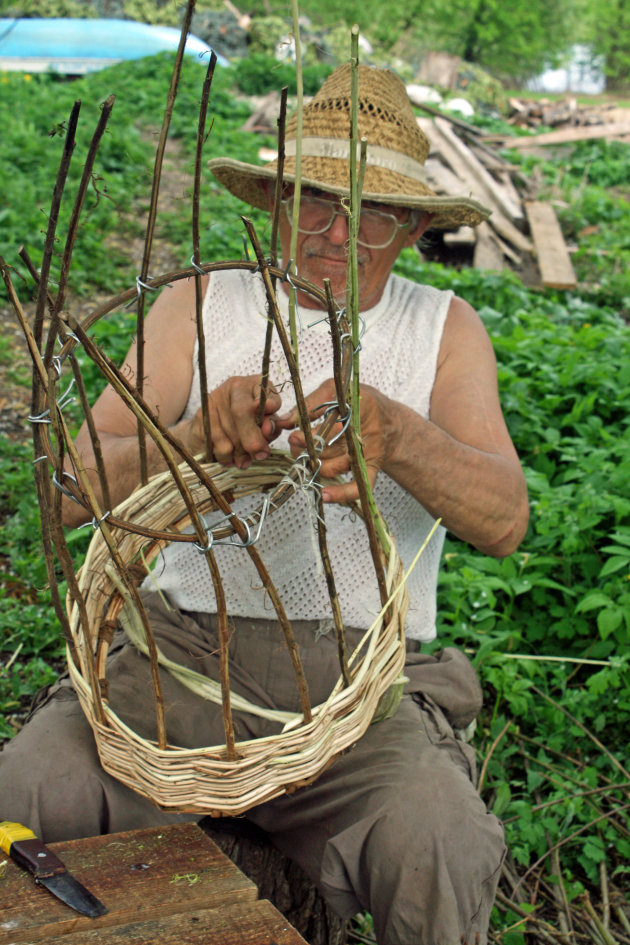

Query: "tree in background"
left=258, top=0, right=577, bottom=83
left=412, top=0, right=576, bottom=83
left=582, top=0, right=630, bottom=89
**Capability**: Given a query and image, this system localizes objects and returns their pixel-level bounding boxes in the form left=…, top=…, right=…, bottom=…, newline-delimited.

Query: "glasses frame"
left=282, top=194, right=411, bottom=249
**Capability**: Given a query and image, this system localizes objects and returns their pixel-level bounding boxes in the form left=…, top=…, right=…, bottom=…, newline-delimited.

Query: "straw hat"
left=209, top=63, right=490, bottom=230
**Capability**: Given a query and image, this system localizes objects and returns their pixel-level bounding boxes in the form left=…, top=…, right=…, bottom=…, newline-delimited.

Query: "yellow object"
left=0, top=822, right=36, bottom=855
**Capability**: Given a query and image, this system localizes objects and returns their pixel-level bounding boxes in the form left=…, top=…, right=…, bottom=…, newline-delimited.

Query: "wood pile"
left=415, top=109, right=578, bottom=289
left=507, top=96, right=630, bottom=133
left=494, top=98, right=630, bottom=149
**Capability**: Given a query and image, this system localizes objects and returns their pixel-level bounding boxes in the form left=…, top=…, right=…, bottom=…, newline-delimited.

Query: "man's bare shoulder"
left=437, top=294, right=496, bottom=371
left=142, top=274, right=209, bottom=354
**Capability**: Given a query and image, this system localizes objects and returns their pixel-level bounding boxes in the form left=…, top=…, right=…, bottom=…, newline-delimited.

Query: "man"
left=0, top=64, right=528, bottom=944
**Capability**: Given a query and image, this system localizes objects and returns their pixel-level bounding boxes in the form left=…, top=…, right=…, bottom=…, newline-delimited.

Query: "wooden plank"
left=506, top=121, right=630, bottom=148
left=443, top=226, right=476, bottom=247
left=0, top=822, right=257, bottom=944
left=525, top=201, right=577, bottom=289
left=473, top=222, right=505, bottom=271
left=434, top=118, right=525, bottom=225
left=424, top=156, right=469, bottom=196
left=426, top=119, right=532, bottom=253
left=35, top=900, right=309, bottom=945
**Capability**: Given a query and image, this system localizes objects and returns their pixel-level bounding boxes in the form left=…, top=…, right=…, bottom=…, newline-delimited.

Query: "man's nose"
left=325, top=209, right=349, bottom=244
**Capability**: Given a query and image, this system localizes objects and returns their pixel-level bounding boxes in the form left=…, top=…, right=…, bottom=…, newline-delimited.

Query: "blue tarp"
left=0, top=18, right=228, bottom=72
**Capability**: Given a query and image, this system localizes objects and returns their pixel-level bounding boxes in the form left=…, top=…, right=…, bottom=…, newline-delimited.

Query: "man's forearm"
left=384, top=403, right=529, bottom=558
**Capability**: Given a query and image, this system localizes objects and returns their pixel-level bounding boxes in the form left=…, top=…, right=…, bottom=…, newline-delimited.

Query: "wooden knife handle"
left=0, top=822, right=66, bottom=879
left=11, top=838, right=67, bottom=879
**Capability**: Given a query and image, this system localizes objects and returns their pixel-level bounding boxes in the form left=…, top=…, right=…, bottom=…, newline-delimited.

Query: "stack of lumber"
left=506, top=96, right=630, bottom=141
left=417, top=112, right=577, bottom=289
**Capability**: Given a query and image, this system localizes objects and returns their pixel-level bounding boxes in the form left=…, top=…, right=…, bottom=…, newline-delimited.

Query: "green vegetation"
left=506, top=138, right=630, bottom=311
left=231, top=53, right=333, bottom=96
left=1, top=52, right=629, bottom=936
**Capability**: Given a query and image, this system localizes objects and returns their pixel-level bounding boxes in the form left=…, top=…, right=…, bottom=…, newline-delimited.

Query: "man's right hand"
left=186, top=374, right=282, bottom=469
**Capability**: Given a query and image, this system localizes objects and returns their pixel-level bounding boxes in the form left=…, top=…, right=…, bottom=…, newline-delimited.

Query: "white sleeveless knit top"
left=150, top=269, right=451, bottom=641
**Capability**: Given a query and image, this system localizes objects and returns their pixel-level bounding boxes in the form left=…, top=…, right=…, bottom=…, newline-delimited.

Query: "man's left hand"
left=277, top=379, right=398, bottom=504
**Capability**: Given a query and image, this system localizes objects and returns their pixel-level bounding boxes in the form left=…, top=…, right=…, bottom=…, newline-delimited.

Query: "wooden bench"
left=0, top=821, right=308, bottom=944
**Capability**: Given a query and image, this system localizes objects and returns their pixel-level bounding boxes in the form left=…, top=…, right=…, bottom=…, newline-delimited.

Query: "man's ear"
left=404, top=211, right=433, bottom=246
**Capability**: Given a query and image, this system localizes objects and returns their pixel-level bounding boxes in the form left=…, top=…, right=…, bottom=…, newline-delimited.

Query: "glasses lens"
left=357, top=208, right=403, bottom=249
left=286, top=195, right=336, bottom=235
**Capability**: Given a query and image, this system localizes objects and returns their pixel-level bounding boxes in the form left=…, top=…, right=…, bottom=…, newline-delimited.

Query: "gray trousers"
left=0, top=592, right=505, bottom=945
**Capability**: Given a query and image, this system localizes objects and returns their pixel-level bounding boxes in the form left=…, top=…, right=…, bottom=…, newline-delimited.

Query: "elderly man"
left=0, top=64, right=528, bottom=944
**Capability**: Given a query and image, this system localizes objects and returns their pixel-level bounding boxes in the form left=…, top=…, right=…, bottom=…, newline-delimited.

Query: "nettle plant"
left=391, top=261, right=630, bottom=889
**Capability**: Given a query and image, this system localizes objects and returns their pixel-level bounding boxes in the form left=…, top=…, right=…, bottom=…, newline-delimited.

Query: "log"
left=200, top=817, right=348, bottom=945
left=427, top=121, right=531, bottom=253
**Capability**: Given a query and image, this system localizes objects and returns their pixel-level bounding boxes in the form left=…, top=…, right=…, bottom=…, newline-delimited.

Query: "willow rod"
left=346, top=28, right=390, bottom=554
left=256, top=85, right=289, bottom=427
left=326, top=281, right=389, bottom=609
left=287, top=0, right=304, bottom=366
left=192, top=50, right=217, bottom=461
left=32, top=99, right=80, bottom=351
left=136, top=0, right=198, bottom=485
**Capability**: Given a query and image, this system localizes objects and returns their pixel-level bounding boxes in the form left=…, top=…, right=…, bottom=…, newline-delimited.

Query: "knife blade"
left=0, top=821, right=107, bottom=918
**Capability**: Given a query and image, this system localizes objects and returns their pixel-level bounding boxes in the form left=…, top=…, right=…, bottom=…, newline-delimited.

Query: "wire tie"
left=193, top=530, right=215, bottom=554
left=78, top=510, right=111, bottom=531
left=136, top=275, right=158, bottom=296
left=190, top=255, right=206, bottom=276
left=56, top=378, right=76, bottom=412
left=295, top=451, right=322, bottom=488
left=52, top=470, right=83, bottom=505
left=33, top=455, right=48, bottom=465
left=328, top=408, right=352, bottom=446
left=281, top=258, right=294, bottom=282
left=28, top=409, right=51, bottom=424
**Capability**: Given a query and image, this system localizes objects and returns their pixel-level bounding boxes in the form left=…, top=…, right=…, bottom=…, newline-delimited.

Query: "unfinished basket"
left=67, top=454, right=409, bottom=815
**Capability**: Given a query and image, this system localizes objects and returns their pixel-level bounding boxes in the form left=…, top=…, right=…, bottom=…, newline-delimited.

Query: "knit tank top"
left=150, top=269, right=451, bottom=641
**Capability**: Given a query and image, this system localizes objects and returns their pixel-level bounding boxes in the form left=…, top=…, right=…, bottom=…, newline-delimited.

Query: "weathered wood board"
left=0, top=822, right=258, bottom=944
left=524, top=201, right=577, bottom=289
left=35, top=901, right=309, bottom=945
left=473, top=222, right=505, bottom=271
left=507, top=121, right=630, bottom=148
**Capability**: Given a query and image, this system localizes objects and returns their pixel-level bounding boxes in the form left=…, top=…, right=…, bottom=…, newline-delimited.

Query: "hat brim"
left=209, top=156, right=491, bottom=230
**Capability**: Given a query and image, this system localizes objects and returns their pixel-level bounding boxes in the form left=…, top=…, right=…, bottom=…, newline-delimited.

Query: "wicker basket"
left=67, top=456, right=409, bottom=815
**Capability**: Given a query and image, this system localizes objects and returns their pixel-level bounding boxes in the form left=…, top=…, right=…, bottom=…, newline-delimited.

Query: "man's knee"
left=0, top=687, right=109, bottom=840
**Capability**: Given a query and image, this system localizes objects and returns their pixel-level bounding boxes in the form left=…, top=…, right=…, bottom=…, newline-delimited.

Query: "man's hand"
left=187, top=374, right=282, bottom=469
left=277, top=379, right=398, bottom=504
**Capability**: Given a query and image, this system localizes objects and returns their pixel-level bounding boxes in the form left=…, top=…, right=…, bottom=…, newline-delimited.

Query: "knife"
left=0, top=821, right=107, bottom=918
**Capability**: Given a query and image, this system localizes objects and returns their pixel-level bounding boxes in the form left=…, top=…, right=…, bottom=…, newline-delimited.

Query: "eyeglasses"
left=283, top=194, right=410, bottom=249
